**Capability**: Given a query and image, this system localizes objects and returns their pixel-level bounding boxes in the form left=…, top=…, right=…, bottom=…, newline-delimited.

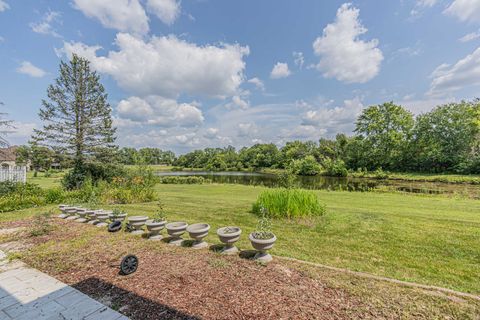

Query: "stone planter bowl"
left=146, top=220, right=167, bottom=240
left=87, top=210, right=101, bottom=225
left=166, top=222, right=188, bottom=246
left=85, top=210, right=96, bottom=223
left=109, top=213, right=127, bottom=222
left=186, top=223, right=210, bottom=249
left=127, top=216, right=149, bottom=235
left=65, top=207, right=79, bottom=220
left=75, top=208, right=88, bottom=223
left=58, top=204, right=70, bottom=219
left=95, top=210, right=111, bottom=227
left=217, top=226, right=242, bottom=255
left=248, top=233, right=277, bottom=263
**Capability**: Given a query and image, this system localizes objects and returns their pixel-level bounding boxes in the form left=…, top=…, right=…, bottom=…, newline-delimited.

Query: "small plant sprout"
left=111, top=208, right=125, bottom=219
left=252, top=212, right=274, bottom=240
left=223, top=227, right=237, bottom=234
left=152, top=201, right=167, bottom=222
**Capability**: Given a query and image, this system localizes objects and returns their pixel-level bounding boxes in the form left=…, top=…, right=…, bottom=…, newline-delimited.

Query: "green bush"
left=62, top=162, right=126, bottom=190
left=289, top=156, right=322, bottom=176
left=252, top=188, right=326, bottom=219
left=322, top=158, right=348, bottom=177
left=373, top=168, right=389, bottom=179
left=159, top=176, right=207, bottom=184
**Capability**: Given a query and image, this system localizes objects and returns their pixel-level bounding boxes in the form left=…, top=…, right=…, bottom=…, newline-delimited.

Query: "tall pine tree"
left=33, top=54, right=116, bottom=169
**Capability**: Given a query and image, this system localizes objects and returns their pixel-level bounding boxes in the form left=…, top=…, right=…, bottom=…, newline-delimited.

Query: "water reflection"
left=156, top=171, right=480, bottom=196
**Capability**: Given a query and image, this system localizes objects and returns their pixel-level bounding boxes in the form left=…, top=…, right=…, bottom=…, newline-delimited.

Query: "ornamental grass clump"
left=252, top=188, right=326, bottom=219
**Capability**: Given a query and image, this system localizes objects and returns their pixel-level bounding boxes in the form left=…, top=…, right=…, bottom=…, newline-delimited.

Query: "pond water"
left=156, top=171, right=480, bottom=197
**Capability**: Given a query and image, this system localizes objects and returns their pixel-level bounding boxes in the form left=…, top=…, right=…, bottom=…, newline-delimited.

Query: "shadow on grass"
left=73, top=277, right=201, bottom=320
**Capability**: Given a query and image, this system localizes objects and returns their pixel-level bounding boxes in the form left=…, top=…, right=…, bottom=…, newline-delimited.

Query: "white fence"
left=0, top=166, right=26, bottom=183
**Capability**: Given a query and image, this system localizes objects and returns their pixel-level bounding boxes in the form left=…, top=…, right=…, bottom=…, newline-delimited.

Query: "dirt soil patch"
left=6, top=219, right=480, bottom=319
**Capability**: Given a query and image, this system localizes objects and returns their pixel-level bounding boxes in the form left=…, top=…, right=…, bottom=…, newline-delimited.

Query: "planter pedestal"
left=254, top=251, right=272, bottom=263
left=187, top=223, right=210, bottom=250
left=146, top=220, right=166, bottom=241
left=75, top=209, right=88, bottom=223
left=217, top=227, right=242, bottom=255
left=166, top=222, right=188, bottom=246
left=96, top=211, right=111, bottom=227
left=127, top=216, right=149, bottom=235
left=65, top=208, right=80, bottom=220
left=58, top=205, right=69, bottom=219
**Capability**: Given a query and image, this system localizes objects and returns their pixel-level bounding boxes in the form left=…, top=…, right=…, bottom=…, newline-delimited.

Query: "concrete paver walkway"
left=0, top=251, right=128, bottom=320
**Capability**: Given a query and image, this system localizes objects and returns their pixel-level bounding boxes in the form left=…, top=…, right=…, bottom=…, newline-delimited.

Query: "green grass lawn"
left=5, top=180, right=480, bottom=294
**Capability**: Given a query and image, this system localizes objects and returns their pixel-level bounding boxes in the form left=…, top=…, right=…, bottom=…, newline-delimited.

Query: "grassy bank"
left=5, top=183, right=480, bottom=294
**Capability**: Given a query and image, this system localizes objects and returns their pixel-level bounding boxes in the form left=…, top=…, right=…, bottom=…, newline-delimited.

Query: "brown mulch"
left=9, top=219, right=477, bottom=320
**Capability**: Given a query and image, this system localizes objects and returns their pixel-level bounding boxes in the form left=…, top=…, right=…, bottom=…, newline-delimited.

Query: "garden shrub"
left=322, top=158, right=348, bottom=177
left=62, top=162, right=126, bottom=190
left=252, top=188, right=326, bottom=219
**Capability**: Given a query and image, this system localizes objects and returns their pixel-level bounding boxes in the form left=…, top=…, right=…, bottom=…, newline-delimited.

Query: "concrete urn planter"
left=58, top=204, right=69, bottom=219
left=249, top=233, right=277, bottom=263
left=95, top=210, right=111, bottom=227
left=166, top=222, right=188, bottom=246
left=75, top=208, right=88, bottom=223
left=217, top=226, right=242, bottom=255
left=146, top=220, right=166, bottom=240
left=127, top=216, right=149, bottom=235
left=109, top=213, right=127, bottom=222
left=65, top=207, right=80, bottom=220
left=187, top=223, right=210, bottom=249
left=85, top=210, right=97, bottom=224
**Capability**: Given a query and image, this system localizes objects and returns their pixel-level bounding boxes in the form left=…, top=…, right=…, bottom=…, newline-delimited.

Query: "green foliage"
left=159, top=176, right=207, bottom=184
left=288, top=155, right=322, bottom=176
left=62, top=162, right=126, bottom=190
left=32, top=54, right=116, bottom=168
left=252, top=188, right=326, bottom=219
left=322, top=158, right=348, bottom=177
left=152, top=201, right=167, bottom=222
left=30, top=210, right=54, bottom=237
left=373, top=168, right=389, bottom=179
left=355, top=102, right=414, bottom=170
left=251, top=214, right=274, bottom=240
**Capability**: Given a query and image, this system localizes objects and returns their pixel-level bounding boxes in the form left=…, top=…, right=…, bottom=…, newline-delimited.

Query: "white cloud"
left=72, top=0, right=149, bottom=35
left=204, top=128, right=219, bottom=139
left=0, top=0, right=9, bottom=12
left=16, top=61, right=46, bottom=78
left=30, top=11, right=62, bottom=38
left=117, top=95, right=204, bottom=127
left=428, top=47, right=480, bottom=96
left=270, top=62, right=291, bottom=79
left=247, top=77, right=265, bottom=91
left=313, top=3, right=383, bottom=83
left=293, top=51, right=305, bottom=69
left=301, top=97, right=364, bottom=136
left=411, top=0, right=438, bottom=17
left=459, top=30, right=480, bottom=42
left=60, top=33, right=249, bottom=98
left=237, top=123, right=258, bottom=137
left=146, top=0, right=180, bottom=25
left=444, top=0, right=480, bottom=23
left=230, top=95, right=249, bottom=109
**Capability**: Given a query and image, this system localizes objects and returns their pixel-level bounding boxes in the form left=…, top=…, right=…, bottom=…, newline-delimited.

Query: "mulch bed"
left=6, top=218, right=472, bottom=320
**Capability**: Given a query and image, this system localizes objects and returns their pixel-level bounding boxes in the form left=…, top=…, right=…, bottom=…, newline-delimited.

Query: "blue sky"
left=1, top=0, right=480, bottom=153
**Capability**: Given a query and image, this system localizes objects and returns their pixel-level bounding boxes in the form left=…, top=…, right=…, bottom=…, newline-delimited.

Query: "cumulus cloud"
left=270, top=62, right=291, bottom=79
left=117, top=96, right=204, bottom=127
left=428, top=47, right=480, bottom=96
left=301, top=97, right=364, bottom=135
left=204, top=128, right=219, bottom=139
left=313, top=3, right=383, bottom=83
left=0, top=0, right=9, bottom=12
left=146, top=0, right=180, bottom=25
left=30, top=11, right=62, bottom=38
left=72, top=0, right=149, bottom=35
left=459, top=30, right=480, bottom=42
left=247, top=77, right=265, bottom=91
left=444, top=0, right=480, bottom=23
left=16, top=61, right=46, bottom=78
left=59, top=33, right=249, bottom=98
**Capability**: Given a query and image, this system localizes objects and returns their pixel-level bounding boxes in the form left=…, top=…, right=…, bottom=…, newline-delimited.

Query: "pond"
left=156, top=171, right=480, bottom=197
